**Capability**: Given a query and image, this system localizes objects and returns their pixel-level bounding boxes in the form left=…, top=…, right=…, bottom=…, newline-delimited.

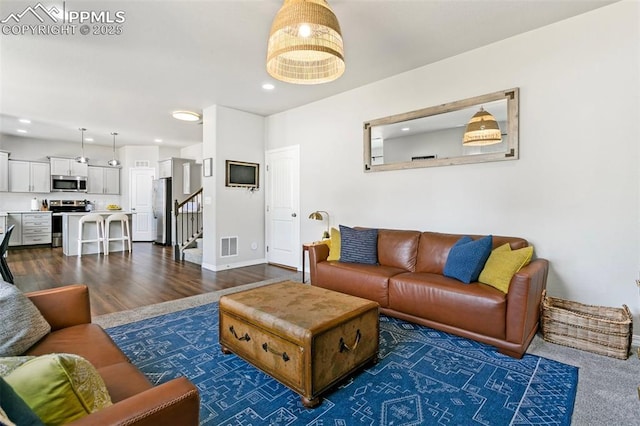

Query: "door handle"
left=291, top=213, right=297, bottom=217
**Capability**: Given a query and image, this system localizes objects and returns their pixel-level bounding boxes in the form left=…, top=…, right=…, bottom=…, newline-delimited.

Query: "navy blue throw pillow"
left=0, top=377, right=45, bottom=426
left=339, top=225, right=378, bottom=265
left=443, top=235, right=493, bottom=283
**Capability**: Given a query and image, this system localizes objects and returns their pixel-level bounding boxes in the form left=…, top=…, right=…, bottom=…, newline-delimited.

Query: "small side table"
left=302, top=242, right=326, bottom=283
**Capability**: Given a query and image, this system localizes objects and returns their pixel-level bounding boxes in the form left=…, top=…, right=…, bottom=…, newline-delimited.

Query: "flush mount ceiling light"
left=462, top=107, right=502, bottom=146
left=108, top=132, right=120, bottom=167
left=75, top=127, right=89, bottom=164
left=172, top=111, right=201, bottom=122
left=266, top=0, right=345, bottom=85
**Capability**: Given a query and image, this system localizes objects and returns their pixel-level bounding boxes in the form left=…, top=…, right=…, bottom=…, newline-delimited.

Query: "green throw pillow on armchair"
left=1, top=353, right=112, bottom=425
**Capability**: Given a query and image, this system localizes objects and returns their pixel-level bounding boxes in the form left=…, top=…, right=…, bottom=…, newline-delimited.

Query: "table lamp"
left=308, top=210, right=330, bottom=239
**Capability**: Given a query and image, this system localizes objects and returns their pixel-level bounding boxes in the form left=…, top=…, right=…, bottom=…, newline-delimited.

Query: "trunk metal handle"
left=229, top=326, right=251, bottom=342
left=339, top=329, right=361, bottom=353
left=262, top=342, right=290, bottom=362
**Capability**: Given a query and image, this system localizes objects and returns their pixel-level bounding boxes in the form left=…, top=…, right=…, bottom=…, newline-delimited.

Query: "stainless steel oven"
left=49, top=200, right=88, bottom=247
left=51, top=176, right=87, bottom=192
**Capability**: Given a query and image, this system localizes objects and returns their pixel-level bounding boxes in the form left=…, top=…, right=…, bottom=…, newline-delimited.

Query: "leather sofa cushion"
left=98, top=363, right=153, bottom=403
left=25, top=324, right=130, bottom=369
left=389, top=272, right=506, bottom=339
left=415, top=232, right=529, bottom=274
left=377, top=229, right=421, bottom=271
left=315, top=261, right=405, bottom=308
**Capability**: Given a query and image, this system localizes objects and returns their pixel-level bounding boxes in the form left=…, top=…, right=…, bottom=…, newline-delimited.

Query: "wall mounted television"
left=225, top=160, right=259, bottom=189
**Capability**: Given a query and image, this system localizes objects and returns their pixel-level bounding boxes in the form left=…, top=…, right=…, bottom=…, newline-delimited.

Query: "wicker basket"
left=541, top=290, right=633, bottom=359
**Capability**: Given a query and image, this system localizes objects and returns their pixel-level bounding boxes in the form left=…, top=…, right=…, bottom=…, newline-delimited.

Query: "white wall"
left=180, top=143, right=203, bottom=163
left=202, top=105, right=265, bottom=271
left=118, top=145, right=163, bottom=210
left=0, top=134, right=114, bottom=163
left=266, top=2, right=640, bottom=322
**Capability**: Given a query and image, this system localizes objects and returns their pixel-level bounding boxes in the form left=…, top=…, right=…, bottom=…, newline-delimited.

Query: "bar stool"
left=78, top=214, right=105, bottom=257
left=104, top=213, right=132, bottom=255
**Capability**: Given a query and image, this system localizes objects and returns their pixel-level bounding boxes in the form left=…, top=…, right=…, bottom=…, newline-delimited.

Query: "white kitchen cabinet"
left=88, top=166, right=120, bottom=194
left=50, top=157, right=88, bottom=177
left=8, top=160, right=50, bottom=193
left=31, top=162, right=50, bottom=192
left=0, top=152, right=8, bottom=192
left=0, top=215, right=6, bottom=241
left=159, top=159, right=172, bottom=178
left=21, top=213, right=52, bottom=245
left=7, top=212, right=51, bottom=246
left=7, top=214, right=21, bottom=247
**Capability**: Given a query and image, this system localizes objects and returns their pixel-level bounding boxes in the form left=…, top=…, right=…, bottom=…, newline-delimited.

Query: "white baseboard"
left=201, top=258, right=267, bottom=272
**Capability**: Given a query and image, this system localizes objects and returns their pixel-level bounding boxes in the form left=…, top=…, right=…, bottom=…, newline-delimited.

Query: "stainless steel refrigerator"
left=152, top=178, right=172, bottom=245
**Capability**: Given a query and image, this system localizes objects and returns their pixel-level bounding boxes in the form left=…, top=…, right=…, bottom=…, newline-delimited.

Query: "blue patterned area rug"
left=106, top=302, right=577, bottom=425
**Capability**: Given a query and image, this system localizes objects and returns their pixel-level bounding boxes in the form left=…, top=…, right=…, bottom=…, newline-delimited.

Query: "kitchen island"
left=62, top=211, right=132, bottom=256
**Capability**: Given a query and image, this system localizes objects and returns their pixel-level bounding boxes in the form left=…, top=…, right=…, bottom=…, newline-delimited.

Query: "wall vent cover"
left=134, top=160, right=150, bottom=167
left=221, top=237, right=238, bottom=257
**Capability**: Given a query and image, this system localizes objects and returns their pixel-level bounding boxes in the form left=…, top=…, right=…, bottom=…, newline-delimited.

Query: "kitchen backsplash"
left=0, top=193, right=122, bottom=212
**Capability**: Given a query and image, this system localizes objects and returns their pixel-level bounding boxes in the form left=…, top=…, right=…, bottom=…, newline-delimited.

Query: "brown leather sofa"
left=23, top=285, right=200, bottom=426
left=309, top=229, right=549, bottom=358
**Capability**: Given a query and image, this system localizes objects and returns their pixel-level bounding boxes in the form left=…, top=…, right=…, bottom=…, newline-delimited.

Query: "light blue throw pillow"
left=339, top=225, right=378, bottom=265
left=444, top=235, right=493, bottom=283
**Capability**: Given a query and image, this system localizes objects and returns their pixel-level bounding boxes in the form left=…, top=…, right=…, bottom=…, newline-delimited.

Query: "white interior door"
left=129, top=167, right=155, bottom=241
left=266, top=146, right=300, bottom=269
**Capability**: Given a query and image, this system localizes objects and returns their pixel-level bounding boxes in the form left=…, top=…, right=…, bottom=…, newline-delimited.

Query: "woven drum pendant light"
left=267, top=0, right=345, bottom=85
left=462, top=107, right=502, bottom=146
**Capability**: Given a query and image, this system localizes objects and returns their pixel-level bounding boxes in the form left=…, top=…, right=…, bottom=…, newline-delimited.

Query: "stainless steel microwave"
left=51, top=175, right=88, bottom=192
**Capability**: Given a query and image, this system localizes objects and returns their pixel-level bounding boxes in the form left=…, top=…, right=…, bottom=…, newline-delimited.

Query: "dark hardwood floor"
left=6, top=243, right=297, bottom=316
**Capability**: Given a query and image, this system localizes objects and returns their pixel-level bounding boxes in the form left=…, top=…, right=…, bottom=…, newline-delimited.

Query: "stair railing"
left=174, top=187, right=203, bottom=261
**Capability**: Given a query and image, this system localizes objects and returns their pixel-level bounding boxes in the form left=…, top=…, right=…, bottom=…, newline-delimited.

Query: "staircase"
left=183, top=238, right=203, bottom=265
left=174, top=188, right=203, bottom=263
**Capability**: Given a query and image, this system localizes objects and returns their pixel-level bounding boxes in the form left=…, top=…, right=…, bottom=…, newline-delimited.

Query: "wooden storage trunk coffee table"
left=219, top=281, right=379, bottom=408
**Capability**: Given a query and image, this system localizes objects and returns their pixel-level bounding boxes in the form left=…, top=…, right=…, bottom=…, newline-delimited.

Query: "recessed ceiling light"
left=172, top=111, right=201, bottom=122
left=16, top=129, right=27, bottom=133
left=401, top=127, right=410, bottom=132
left=154, top=138, right=163, bottom=143
left=262, top=83, right=275, bottom=90
left=19, top=119, right=31, bottom=124
left=85, top=137, right=94, bottom=142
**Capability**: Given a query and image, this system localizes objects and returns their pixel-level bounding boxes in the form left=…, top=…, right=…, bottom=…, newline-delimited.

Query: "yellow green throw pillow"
left=2, top=354, right=112, bottom=425
left=327, top=227, right=341, bottom=261
left=479, top=243, right=534, bottom=293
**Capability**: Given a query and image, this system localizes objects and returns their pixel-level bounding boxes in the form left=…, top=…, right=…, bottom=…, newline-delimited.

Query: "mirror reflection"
left=364, top=88, right=519, bottom=171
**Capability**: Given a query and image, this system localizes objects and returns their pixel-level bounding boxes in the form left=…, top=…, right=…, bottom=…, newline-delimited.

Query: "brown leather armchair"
left=24, top=285, right=200, bottom=426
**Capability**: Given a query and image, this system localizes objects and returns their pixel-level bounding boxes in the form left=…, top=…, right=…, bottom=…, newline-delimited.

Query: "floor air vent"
left=221, top=237, right=238, bottom=257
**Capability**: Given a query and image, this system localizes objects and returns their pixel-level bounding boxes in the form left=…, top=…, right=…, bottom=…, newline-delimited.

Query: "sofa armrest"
left=308, top=243, right=330, bottom=284
left=26, top=285, right=92, bottom=331
left=68, top=377, right=200, bottom=426
left=505, top=258, right=549, bottom=345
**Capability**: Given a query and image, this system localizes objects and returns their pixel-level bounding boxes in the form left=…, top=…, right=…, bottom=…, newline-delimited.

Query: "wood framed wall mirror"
left=363, top=88, right=519, bottom=172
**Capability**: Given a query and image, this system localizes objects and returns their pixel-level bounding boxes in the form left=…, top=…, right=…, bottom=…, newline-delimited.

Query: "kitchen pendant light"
left=108, top=132, right=120, bottom=167
left=75, top=127, right=89, bottom=163
left=266, top=0, right=345, bottom=85
left=462, top=107, right=502, bottom=146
